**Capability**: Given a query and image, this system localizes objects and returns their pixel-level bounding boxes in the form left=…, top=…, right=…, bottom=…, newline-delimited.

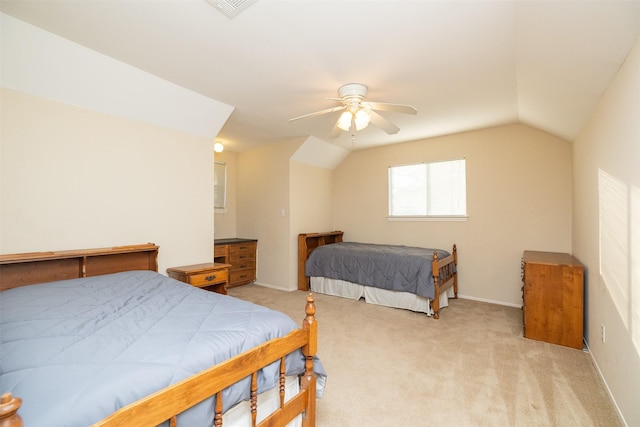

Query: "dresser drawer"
left=230, top=269, right=255, bottom=284
left=229, top=242, right=257, bottom=256
left=188, top=269, right=229, bottom=287
left=214, top=244, right=228, bottom=258
left=230, top=252, right=256, bottom=264
left=229, top=258, right=255, bottom=271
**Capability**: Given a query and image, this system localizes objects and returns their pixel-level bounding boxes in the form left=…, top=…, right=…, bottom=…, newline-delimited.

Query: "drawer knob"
left=205, top=275, right=217, bottom=281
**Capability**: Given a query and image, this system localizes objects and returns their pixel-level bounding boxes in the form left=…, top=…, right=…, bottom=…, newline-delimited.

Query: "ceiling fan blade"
left=289, top=105, right=345, bottom=122
left=369, top=110, right=400, bottom=135
left=366, top=102, right=417, bottom=115
left=329, top=122, right=343, bottom=139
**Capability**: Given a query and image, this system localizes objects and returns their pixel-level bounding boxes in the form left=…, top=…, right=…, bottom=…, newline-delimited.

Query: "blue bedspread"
left=0, top=270, right=325, bottom=427
left=305, top=242, right=450, bottom=299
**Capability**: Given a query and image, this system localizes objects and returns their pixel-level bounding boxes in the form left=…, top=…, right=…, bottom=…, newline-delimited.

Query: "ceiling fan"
left=289, top=83, right=417, bottom=137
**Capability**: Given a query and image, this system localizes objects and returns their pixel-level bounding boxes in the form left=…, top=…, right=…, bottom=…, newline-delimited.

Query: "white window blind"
left=388, top=159, right=467, bottom=218
left=214, top=161, right=227, bottom=211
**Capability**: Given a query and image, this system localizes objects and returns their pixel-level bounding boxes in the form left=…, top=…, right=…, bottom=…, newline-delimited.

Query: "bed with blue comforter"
left=0, top=269, right=325, bottom=426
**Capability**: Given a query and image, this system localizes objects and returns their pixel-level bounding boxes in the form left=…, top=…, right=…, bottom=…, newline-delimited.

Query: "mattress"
left=310, top=276, right=453, bottom=315
left=0, top=270, right=324, bottom=427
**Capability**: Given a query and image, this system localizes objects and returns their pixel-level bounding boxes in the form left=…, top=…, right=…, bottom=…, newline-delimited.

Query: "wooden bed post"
left=431, top=251, right=442, bottom=320
left=430, top=244, right=459, bottom=319
left=452, top=244, right=458, bottom=298
left=0, top=393, right=23, bottom=427
left=301, top=294, right=317, bottom=427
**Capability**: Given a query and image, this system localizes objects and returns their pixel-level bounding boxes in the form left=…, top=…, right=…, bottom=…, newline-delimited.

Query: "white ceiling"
left=1, top=0, right=639, bottom=152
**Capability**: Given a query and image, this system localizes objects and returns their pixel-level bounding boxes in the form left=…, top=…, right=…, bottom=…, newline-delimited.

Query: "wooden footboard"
left=2, top=295, right=319, bottom=427
left=431, top=244, right=458, bottom=319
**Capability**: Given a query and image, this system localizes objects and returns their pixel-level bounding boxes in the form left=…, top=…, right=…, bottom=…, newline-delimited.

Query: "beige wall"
left=235, top=139, right=303, bottom=290
left=0, top=89, right=215, bottom=273
left=213, top=150, right=237, bottom=239
left=228, top=146, right=335, bottom=291
left=289, top=160, right=335, bottom=289
left=572, top=38, right=640, bottom=426
left=333, top=123, right=573, bottom=306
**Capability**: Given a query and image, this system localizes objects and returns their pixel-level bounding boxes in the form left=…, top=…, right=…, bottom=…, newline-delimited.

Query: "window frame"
left=214, top=160, right=227, bottom=213
left=387, top=158, right=468, bottom=222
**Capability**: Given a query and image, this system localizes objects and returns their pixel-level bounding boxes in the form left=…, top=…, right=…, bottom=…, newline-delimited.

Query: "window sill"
left=387, top=215, right=468, bottom=222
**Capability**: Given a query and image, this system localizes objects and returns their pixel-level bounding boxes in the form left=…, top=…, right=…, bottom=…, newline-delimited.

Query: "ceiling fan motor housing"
left=338, top=83, right=368, bottom=112
left=338, top=83, right=368, bottom=99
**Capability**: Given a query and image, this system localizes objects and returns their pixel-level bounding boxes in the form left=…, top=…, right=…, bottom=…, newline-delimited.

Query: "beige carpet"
left=228, top=285, right=622, bottom=427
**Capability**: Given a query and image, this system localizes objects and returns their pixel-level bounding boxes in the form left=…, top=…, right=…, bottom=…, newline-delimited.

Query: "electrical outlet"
left=601, top=324, right=606, bottom=343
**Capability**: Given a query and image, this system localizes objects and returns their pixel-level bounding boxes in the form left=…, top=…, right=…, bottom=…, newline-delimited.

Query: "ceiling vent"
left=205, top=0, right=257, bottom=19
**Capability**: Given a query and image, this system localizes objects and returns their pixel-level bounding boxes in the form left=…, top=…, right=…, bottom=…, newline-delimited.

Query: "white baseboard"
left=457, top=293, right=522, bottom=308
left=582, top=340, right=628, bottom=426
left=251, top=281, right=298, bottom=292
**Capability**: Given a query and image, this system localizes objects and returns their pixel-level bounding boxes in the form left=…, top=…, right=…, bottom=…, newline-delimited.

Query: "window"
left=214, top=161, right=227, bottom=211
left=388, top=159, right=467, bottom=219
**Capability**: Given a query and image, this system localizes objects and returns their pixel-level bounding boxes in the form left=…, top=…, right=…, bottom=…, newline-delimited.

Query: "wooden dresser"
left=521, top=250, right=584, bottom=349
left=214, top=238, right=257, bottom=287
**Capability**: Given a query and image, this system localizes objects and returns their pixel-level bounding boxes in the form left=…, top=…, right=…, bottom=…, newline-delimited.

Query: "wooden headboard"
left=298, top=231, right=343, bottom=291
left=0, top=243, right=159, bottom=291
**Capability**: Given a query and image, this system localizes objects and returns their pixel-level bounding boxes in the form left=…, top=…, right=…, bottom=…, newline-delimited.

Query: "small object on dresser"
left=167, top=262, right=231, bottom=295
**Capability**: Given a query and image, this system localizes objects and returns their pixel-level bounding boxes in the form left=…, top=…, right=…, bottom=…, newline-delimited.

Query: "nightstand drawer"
left=189, top=269, right=228, bottom=287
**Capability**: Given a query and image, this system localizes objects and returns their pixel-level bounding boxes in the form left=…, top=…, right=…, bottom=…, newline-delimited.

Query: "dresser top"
left=523, top=250, right=582, bottom=267
left=215, top=238, right=257, bottom=245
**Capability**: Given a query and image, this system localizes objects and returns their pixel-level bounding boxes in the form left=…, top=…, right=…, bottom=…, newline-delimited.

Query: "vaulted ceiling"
left=2, top=0, right=639, bottom=151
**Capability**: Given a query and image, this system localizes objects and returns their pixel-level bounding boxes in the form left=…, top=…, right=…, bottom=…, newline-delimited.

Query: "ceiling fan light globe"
left=354, top=109, right=371, bottom=131
left=337, top=111, right=352, bottom=131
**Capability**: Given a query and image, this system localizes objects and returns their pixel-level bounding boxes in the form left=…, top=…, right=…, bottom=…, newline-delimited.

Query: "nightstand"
left=167, top=262, right=231, bottom=295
